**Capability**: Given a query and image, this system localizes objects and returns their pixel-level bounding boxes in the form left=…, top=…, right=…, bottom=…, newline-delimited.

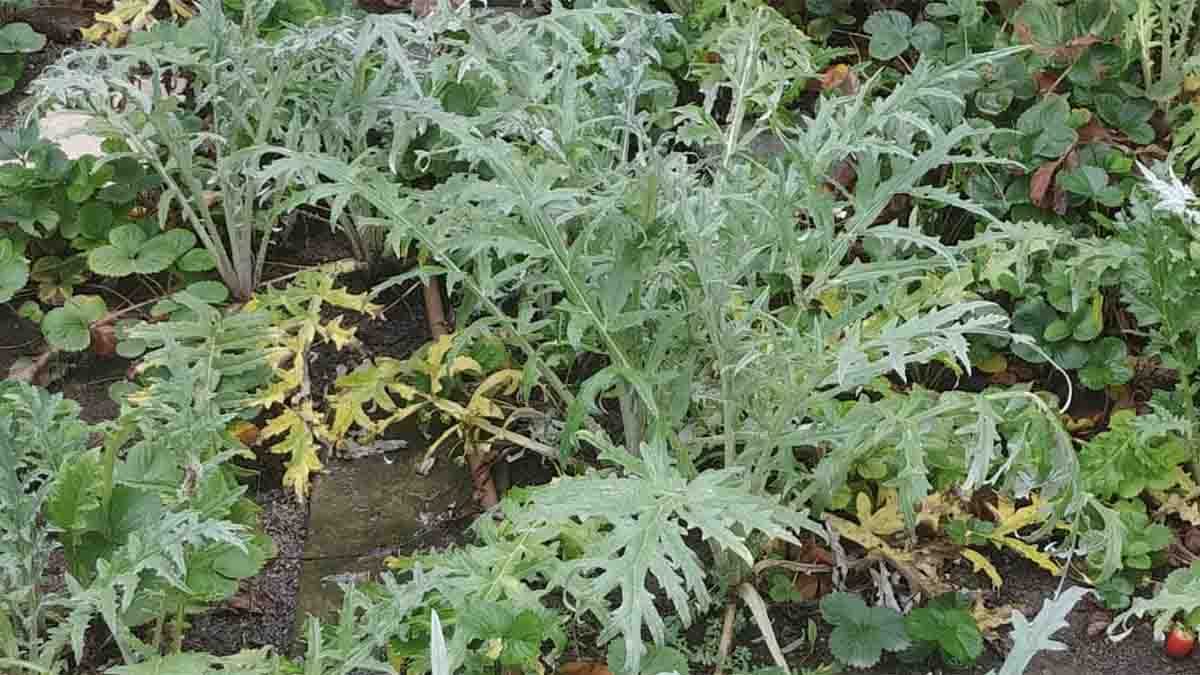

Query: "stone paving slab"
left=293, top=448, right=473, bottom=632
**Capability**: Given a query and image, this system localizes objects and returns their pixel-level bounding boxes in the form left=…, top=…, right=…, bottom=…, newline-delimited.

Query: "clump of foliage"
left=245, top=261, right=380, bottom=500
left=15, top=0, right=1200, bottom=672
left=0, top=20, right=44, bottom=95
left=0, top=343, right=273, bottom=671
left=0, top=124, right=219, bottom=356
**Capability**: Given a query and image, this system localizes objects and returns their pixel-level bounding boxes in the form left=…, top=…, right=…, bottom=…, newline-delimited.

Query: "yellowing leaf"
left=1154, top=492, right=1200, bottom=526
left=829, top=514, right=950, bottom=596
left=1150, top=467, right=1200, bottom=525
left=917, top=492, right=966, bottom=530
left=855, top=489, right=905, bottom=537
left=818, top=288, right=843, bottom=315
left=988, top=495, right=1046, bottom=537
left=960, top=548, right=1002, bottom=590
left=261, top=404, right=324, bottom=501
left=469, top=369, right=522, bottom=407
left=970, top=597, right=1015, bottom=635
left=976, top=352, right=1007, bottom=374
left=448, top=355, right=482, bottom=377
left=993, top=536, right=1059, bottom=575
left=426, top=334, right=455, bottom=395
left=79, top=23, right=111, bottom=42
left=1063, top=415, right=1096, bottom=432
left=321, top=315, right=359, bottom=350
left=829, top=514, right=911, bottom=563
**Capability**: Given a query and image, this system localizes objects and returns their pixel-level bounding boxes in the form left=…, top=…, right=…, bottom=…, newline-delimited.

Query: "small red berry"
left=1166, top=625, right=1196, bottom=659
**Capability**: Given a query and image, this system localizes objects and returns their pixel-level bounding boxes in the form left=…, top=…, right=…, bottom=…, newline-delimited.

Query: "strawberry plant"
left=819, top=592, right=909, bottom=669
left=0, top=21, right=43, bottom=95
left=902, top=593, right=984, bottom=667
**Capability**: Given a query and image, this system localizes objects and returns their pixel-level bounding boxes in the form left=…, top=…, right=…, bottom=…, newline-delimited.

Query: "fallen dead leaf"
left=559, top=662, right=611, bottom=675
left=229, top=420, right=261, bottom=447
left=972, top=597, right=1016, bottom=636
left=1030, top=159, right=1064, bottom=208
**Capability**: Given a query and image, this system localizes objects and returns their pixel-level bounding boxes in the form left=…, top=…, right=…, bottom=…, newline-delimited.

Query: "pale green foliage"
left=1110, top=563, right=1200, bottom=641
left=430, top=611, right=450, bottom=675
left=0, top=336, right=274, bottom=671
left=0, top=385, right=90, bottom=674
left=14, top=2, right=1116, bottom=673
left=244, top=3, right=1095, bottom=670
left=1128, top=0, right=1200, bottom=99
left=990, top=586, right=1090, bottom=675
left=105, top=648, right=289, bottom=675
left=517, top=438, right=814, bottom=671
left=33, top=0, right=302, bottom=300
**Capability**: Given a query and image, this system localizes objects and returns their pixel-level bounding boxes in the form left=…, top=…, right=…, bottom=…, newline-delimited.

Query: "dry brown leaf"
left=818, top=64, right=860, bottom=95
left=229, top=420, right=261, bottom=447
left=972, top=597, right=1016, bottom=636
left=1030, top=159, right=1063, bottom=208
left=917, top=492, right=967, bottom=531
left=1034, top=70, right=1061, bottom=95
left=559, top=662, right=611, bottom=675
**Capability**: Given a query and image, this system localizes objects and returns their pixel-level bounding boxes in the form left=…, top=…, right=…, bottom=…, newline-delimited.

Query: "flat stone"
left=38, top=111, right=103, bottom=159
left=293, top=446, right=473, bottom=633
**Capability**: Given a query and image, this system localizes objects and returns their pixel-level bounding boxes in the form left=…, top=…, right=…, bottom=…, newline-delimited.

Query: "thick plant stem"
left=467, top=450, right=500, bottom=509
left=619, top=384, right=643, bottom=454
left=423, top=277, right=451, bottom=339
left=715, top=599, right=737, bottom=675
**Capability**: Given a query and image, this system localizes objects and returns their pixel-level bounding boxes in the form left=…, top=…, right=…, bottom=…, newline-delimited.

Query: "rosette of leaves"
left=0, top=22, right=45, bottom=95
left=820, top=592, right=909, bottom=669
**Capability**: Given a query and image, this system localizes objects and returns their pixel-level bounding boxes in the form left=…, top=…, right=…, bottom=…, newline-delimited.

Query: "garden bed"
left=4, top=1, right=1200, bottom=675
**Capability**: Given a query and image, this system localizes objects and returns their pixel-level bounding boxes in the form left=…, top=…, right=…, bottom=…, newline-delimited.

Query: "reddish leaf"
left=1086, top=608, right=1112, bottom=638
left=1030, top=160, right=1062, bottom=208
left=560, top=663, right=611, bottom=675
left=826, top=158, right=857, bottom=194
left=1186, top=528, right=1200, bottom=555
left=1034, top=71, right=1060, bottom=95
left=1076, top=117, right=1114, bottom=143
left=794, top=572, right=831, bottom=601
left=818, top=64, right=859, bottom=95
left=229, top=421, right=261, bottom=447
